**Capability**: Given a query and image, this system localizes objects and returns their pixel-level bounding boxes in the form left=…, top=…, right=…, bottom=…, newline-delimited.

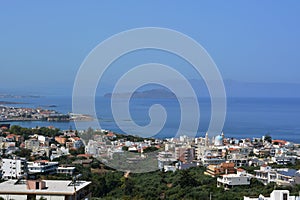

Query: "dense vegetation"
left=49, top=155, right=300, bottom=200
left=3, top=125, right=60, bottom=139
left=79, top=127, right=155, bottom=143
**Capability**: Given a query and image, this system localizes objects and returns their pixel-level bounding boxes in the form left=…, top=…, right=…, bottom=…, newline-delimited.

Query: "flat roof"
left=57, top=166, right=76, bottom=169
left=0, top=180, right=91, bottom=195
left=221, top=174, right=248, bottom=178
left=277, top=169, right=299, bottom=177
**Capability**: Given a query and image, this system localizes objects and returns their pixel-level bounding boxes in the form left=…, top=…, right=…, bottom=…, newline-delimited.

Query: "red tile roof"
left=272, top=140, right=287, bottom=145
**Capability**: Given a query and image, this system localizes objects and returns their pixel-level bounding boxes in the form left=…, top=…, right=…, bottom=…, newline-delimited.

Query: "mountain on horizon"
left=103, top=79, right=300, bottom=98
left=104, top=88, right=177, bottom=99
left=3, top=79, right=300, bottom=98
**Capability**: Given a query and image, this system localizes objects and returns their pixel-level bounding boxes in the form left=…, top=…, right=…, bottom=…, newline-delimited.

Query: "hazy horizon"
left=1, top=1, right=300, bottom=98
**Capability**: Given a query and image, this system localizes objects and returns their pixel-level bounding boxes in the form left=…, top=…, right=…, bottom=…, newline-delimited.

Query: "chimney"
left=26, top=180, right=46, bottom=190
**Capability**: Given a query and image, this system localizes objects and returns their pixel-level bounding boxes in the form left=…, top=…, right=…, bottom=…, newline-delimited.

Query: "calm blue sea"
left=1, top=96, right=300, bottom=143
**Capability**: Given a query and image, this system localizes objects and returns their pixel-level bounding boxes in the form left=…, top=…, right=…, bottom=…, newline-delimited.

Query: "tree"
left=264, top=134, right=272, bottom=143
left=120, top=177, right=134, bottom=195
left=143, top=146, right=158, bottom=153
left=122, top=146, right=129, bottom=151
left=177, top=170, right=198, bottom=188
left=15, top=148, right=32, bottom=159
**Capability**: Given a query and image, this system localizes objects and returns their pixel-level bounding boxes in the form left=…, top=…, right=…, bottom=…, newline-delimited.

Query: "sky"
left=0, top=1, right=300, bottom=96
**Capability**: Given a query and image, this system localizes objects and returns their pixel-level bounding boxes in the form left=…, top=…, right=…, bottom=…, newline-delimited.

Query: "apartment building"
left=1, top=158, right=27, bottom=179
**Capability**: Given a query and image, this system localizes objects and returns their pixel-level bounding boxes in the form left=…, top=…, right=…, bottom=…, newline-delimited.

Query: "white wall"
left=1, top=158, right=26, bottom=179
left=0, top=194, right=27, bottom=200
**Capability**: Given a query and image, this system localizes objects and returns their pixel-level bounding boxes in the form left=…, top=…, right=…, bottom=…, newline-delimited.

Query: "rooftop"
left=0, top=180, right=91, bottom=195
left=277, top=169, right=300, bottom=177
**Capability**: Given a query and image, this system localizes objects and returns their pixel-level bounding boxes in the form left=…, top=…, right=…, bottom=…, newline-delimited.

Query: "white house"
left=254, top=165, right=300, bottom=186
left=254, top=165, right=277, bottom=185
left=217, top=169, right=251, bottom=189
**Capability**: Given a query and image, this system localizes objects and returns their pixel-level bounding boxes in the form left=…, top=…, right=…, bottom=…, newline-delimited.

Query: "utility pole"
left=210, top=192, right=212, bottom=200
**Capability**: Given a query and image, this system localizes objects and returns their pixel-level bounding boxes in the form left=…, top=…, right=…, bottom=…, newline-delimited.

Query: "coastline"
left=1, top=96, right=300, bottom=143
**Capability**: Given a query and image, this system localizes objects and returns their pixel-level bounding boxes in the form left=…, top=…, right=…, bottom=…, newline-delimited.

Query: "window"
left=36, top=182, right=39, bottom=189
left=282, top=193, right=288, bottom=200
left=27, top=194, right=36, bottom=200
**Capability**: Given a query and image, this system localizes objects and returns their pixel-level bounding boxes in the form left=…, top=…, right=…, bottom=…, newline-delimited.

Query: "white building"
left=254, top=165, right=277, bottom=185
left=85, top=140, right=99, bottom=155
left=157, top=151, right=177, bottom=171
left=244, top=190, right=300, bottom=200
left=50, top=146, right=69, bottom=160
left=197, top=147, right=225, bottom=166
left=227, top=147, right=250, bottom=167
left=163, top=165, right=177, bottom=172
left=254, top=165, right=300, bottom=186
left=276, top=169, right=300, bottom=186
left=272, top=155, right=297, bottom=165
left=0, top=179, right=91, bottom=200
left=27, top=161, right=59, bottom=174
left=1, top=158, right=27, bottom=179
left=217, top=169, right=251, bottom=189
left=214, top=134, right=224, bottom=146
left=56, top=166, right=75, bottom=175
left=24, top=139, right=40, bottom=151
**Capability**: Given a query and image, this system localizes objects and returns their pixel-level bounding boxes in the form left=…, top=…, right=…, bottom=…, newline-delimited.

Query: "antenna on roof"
left=68, top=173, right=82, bottom=186
left=14, top=173, right=27, bottom=185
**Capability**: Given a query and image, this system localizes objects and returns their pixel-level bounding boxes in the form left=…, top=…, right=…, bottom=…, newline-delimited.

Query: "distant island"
left=104, top=89, right=176, bottom=99
left=0, top=101, right=25, bottom=105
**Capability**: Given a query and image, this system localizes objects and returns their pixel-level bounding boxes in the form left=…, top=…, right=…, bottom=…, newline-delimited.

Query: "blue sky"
left=0, top=1, right=300, bottom=96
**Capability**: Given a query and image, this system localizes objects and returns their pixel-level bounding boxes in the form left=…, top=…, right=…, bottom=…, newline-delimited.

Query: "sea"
left=1, top=96, right=300, bottom=143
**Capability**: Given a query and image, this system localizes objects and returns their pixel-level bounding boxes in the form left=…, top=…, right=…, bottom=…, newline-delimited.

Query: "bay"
left=1, top=96, right=300, bottom=143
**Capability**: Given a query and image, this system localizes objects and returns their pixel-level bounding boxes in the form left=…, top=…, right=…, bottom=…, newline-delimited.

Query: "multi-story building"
left=25, top=139, right=40, bottom=152
left=70, top=137, right=84, bottom=149
left=254, top=165, right=300, bottom=186
left=85, top=140, right=99, bottom=155
left=276, top=169, right=300, bottom=186
left=227, top=147, right=250, bottom=167
left=157, top=151, right=177, bottom=171
left=205, top=162, right=236, bottom=177
left=175, top=147, right=195, bottom=163
left=254, top=165, right=277, bottom=185
left=1, top=158, right=27, bottom=179
left=217, top=169, right=251, bottom=189
left=272, top=155, right=297, bottom=165
left=27, top=160, right=59, bottom=174
left=197, top=146, right=225, bottom=166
